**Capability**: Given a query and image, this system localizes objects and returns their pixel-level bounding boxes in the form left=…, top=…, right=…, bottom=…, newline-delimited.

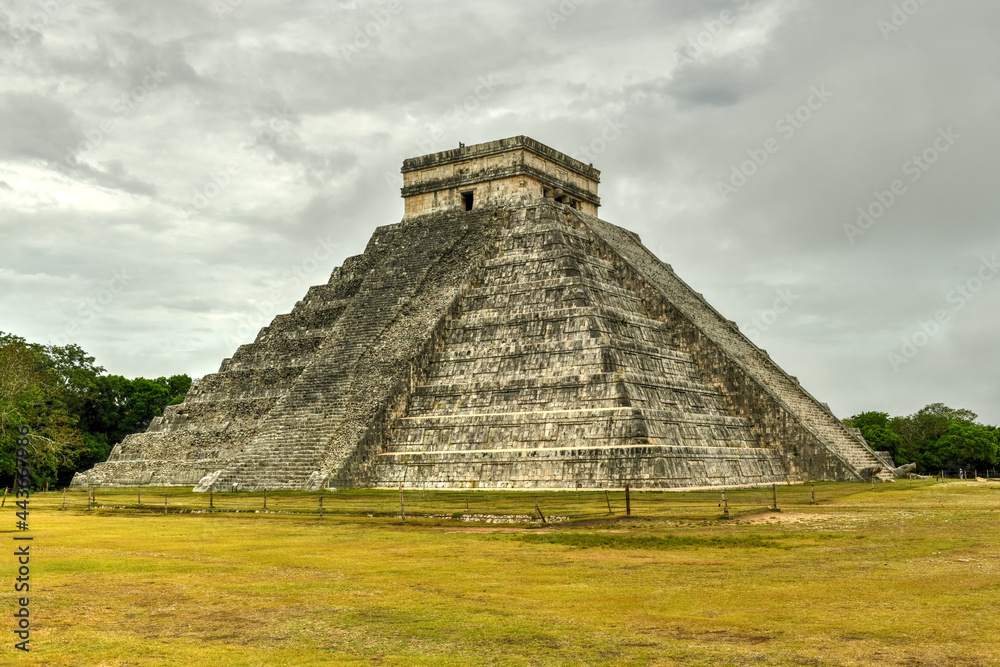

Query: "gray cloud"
left=1, top=0, right=998, bottom=424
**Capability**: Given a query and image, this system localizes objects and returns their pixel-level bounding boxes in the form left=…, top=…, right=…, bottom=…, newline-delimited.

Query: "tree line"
left=0, top=332, right=190, bottom=489
left=844, top=403, right=999, bottom=474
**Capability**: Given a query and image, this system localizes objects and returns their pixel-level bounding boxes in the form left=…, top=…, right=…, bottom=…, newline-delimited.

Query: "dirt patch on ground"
left=434, top=526, right=538, bottom=533
left=736, top=511, right=837, bottom=524
left=666, top=628, right=774, bottom=644
left=937, top=480, right=1000, bottom=488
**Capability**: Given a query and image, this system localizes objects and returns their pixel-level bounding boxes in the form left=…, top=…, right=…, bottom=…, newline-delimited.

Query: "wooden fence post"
left=319, top=495, right=324, bottom=520
left=62, top=488, right=66, bottom=510
left=605, top=490, right=613, bottom=515
left=721, top=489, right=729, bottom=518
left=399, top=485, right=406, bottom=524
left=811, top=484, right=816, bottom=505
left=138, top=486, right=141, bottom=506
left=209, top=485, right=214, bottom=511
left=535, top=498, right=547, bottom=524
left=263, top=488, right=267, bottom=510
left=772, top=483, right=778, bottom=511
left=164, top=495, right=167, bottom=514
left=625, top=485, right=631, bottom=517
left=0, top=487, right=7, bottom=508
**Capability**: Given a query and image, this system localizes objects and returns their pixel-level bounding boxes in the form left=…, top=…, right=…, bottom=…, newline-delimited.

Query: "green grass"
left=8, top=480, right=1000, bottom=665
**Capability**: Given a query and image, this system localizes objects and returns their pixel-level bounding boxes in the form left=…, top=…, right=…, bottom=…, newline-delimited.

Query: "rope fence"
left=935, top=469, right=997, bottom=480
left=9, top=479, right=949, bottom=523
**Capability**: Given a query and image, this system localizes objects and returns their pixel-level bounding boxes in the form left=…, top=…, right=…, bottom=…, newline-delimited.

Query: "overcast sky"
left=2, top=0, right=998, bottom=424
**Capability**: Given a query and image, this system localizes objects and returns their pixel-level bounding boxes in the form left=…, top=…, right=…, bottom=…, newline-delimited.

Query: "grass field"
left=6, top=480, right=1000, bottom=666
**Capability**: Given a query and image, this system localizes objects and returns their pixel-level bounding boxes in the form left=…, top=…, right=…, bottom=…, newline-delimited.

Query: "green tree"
left=886, top=404, right=995, bottom=474
left=894, top=403, right=977, bottom=447
left=936, top=422, right=998, bottom=471
left=847, top=411, right=907, bottom=465
left=112, top=375, right=191, bottom=441
left=0, top=337, right=90, bottom=489
left=0, top=331, right=192, bottom=488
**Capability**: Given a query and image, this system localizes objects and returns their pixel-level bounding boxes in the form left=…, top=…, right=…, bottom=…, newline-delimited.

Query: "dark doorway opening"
left=462, top=191, right=474, bottom=211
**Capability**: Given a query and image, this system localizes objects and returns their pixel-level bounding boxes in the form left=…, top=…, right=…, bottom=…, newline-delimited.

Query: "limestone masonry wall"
left=74, top=138, right=877, bottom=490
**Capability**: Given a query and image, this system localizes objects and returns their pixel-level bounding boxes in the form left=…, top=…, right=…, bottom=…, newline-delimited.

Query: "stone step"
left=425, top=351, right=700, bottom=385
left=466, top=274, right=639, bottom=300
left=369, top=443, right=788, bottom=491
left=484, top=247, right=615, bottom=271
left=154, top=397, right=279, bottom=432
left=430, top=336, right=695, bottom=366
left=388, top=406, right=759, bottom=453
left=224, top=337, right=326, bottom=372
left=195, top=366, right=309, bottom=399
left=409, top=371, right=730, bottom=416
left=461, top=278, right=643, bottom=315
left=480, top=250, right=620, bottom=286
left=443, top=305, right=677, bottom=349
left=394, top=405, right=752, bottom=430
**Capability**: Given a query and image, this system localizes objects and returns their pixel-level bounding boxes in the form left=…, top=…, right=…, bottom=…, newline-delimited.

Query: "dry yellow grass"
left=7, top=480, right=1000, bottom=665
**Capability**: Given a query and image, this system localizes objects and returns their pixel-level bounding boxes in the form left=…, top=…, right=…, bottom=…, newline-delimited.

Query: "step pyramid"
left=73, top=136, right=889, bottom=490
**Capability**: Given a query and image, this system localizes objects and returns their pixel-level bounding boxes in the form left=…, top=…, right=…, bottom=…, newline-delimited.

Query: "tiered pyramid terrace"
left=74, top=136, right=887, bottom=490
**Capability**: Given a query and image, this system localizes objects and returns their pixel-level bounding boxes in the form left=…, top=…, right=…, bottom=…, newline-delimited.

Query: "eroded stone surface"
left=73, top=136, right=887, bottom=491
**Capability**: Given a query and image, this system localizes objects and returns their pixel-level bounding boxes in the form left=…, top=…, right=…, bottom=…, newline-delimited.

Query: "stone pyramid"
left=74, top=136, right=890, bottom=491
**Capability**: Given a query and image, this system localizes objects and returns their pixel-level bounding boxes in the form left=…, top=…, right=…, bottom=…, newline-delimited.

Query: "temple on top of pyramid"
left=400, top=136, right=601, bottom=218
left=73, top=135, right=900, bottom=492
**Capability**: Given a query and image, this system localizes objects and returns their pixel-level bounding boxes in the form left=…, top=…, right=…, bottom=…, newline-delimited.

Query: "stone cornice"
left=401, top=135, right=601, bottom=182
left=400, top=162, right=601, bottom=207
